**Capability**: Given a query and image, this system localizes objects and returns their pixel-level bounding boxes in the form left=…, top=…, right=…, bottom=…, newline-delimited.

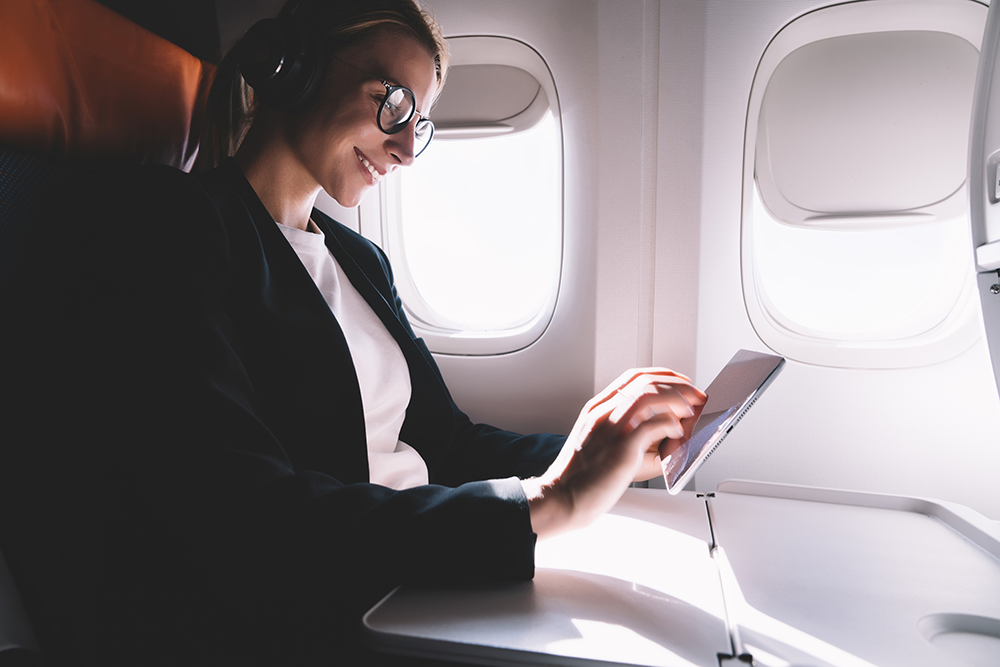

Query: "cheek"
left=285, top=114, right=332, bottom=167
left=299, top=123, right=355, bottom=180
left=305, top=113, right=368, bottom=161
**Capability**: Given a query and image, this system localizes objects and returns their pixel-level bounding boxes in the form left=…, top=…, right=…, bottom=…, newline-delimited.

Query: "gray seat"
left=0, top=146, right=61, bottom=667
left=0, top=546, right=39, bottom=662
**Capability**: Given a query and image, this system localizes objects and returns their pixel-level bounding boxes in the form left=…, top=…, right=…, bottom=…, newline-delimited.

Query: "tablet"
left=660, top=349, right=785, bottom=494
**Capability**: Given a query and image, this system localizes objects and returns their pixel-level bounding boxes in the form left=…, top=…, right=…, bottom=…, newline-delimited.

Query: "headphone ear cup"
left=239, top=18, right=325, bottom=112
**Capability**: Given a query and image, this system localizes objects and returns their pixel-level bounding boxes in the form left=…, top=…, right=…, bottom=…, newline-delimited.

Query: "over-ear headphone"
left=238, top=13, right=326, bottom=112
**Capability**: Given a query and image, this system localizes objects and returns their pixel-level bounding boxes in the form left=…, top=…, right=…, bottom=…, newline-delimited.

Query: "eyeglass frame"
left=332, top=54, right=435, bottom=156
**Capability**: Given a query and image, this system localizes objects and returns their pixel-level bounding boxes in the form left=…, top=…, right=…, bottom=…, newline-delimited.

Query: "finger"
left=614, top=373, right=707, bottom=411
left=577, top=412, right=678, bottom=485
left=589, top=375, right=703, bottom=420
left=683, top=402, right=706, bottom=439
left=586, top=368, right=693, bottom=413
left=615, top=404, right=684, bottom=438
left=633, top=450, right=663, bottom=483
left=657, top=402, right=706, bottom=459
left=626, top=372, right=707, bottom=404
left=627, top=367, right=694, bottom=385
left=626, top=379, right=707, bottom=413
left=608, top=383, right=696, bottom=430
left=624, top=413, right=687, bottom=458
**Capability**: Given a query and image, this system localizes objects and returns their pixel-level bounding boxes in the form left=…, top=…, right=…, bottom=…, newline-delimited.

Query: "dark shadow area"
left=94, top=0, right=221, bottom=62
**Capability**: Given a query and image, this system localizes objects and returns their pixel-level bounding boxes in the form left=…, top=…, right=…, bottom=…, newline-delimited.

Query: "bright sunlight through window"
left=395, top=112, right=561, bottom=333
left=751, top=187, right=973, bottom=342
left=742, top=10, right=983, bottom=368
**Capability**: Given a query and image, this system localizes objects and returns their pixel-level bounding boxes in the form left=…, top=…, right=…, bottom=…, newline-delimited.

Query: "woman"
left=9, top=0, right=705, bottom=664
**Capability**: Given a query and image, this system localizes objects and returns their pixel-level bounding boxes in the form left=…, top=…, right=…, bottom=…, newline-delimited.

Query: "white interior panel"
left=757, top=31, right=976, bottom=223
left=651, top=0, right=708, bottom=379
left=970, top=0, right=1000, bottom=408
left=687, top=0, right=1000, bottom=519
left=431, top=64, right=547, bottom=133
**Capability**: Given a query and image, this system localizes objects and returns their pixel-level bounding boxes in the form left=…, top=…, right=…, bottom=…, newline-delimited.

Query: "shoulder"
left=76, top=163, right=242, bottom=280
left=121, top=161, right=279, bottom=263
left=118, top=160, right=267, bottom=232
left=119, top=163, right=216, bottom=210
left=86, top=163, right=228, bottom=245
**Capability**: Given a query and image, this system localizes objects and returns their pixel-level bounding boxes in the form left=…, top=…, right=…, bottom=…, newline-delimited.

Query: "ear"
left=239, top=17, right=326, bottom=112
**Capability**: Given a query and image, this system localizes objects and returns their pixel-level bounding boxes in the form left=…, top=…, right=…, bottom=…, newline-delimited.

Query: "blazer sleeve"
left=35, top=165, right=545, bottom=642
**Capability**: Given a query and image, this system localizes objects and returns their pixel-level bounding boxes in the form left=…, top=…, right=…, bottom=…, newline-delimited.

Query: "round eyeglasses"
left=333, top=55, right=435, bottom=157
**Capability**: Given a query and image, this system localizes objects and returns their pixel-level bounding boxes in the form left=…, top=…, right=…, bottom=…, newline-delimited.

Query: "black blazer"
left=2, top=160, right=564, bottom=665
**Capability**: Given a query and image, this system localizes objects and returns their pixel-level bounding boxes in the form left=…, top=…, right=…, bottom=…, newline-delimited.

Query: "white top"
left=276, top=221, right=429, bottom=490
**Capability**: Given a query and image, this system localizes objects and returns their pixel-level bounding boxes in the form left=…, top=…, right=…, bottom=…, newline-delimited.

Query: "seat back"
left=0, top=0, right=214, bottom=659
left=0, top=548, right=37, bottom=656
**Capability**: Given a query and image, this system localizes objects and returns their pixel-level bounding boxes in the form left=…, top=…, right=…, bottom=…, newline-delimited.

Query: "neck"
left=234, top=112, right=321, bottom=232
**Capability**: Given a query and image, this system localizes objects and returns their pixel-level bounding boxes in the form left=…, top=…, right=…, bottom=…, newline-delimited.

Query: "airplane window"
left=373, top=36, right=563, bottom=355
left=741, top=3, right=985, bottom=369
left=750, top=186, right=974, bottom=343
left=394, top=112, right=560, bottom=332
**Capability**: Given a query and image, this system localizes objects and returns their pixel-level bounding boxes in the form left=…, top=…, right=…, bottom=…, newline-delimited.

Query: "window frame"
left=740, top=0, right=986, bottom=369
left=360, top=35, right=565, bottom=356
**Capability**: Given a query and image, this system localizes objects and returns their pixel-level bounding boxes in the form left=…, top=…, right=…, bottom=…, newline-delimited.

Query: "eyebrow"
left=376, top=76, right=433, bottom=116
left=341, top=54, right=432, bottom=115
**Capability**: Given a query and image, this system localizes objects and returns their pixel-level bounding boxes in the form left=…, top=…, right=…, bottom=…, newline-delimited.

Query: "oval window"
left=381, top=36, right=563, bottom=355
left=741, top=1, right=985, bottom=368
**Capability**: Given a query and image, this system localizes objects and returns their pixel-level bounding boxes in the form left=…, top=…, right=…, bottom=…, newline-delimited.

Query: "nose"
left=387, top=120, right=418, bottom=167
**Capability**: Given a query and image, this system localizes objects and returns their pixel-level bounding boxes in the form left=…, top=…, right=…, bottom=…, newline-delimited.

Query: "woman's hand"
left=521, top=368, right=706, bottom=540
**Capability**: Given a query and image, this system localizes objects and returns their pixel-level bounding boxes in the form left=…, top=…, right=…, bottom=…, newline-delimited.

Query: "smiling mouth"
left=356, top=150, right=385, bottom=183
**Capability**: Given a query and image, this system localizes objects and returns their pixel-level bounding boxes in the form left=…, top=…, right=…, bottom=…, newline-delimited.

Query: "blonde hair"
left=195, top=0, right=448, bottom=172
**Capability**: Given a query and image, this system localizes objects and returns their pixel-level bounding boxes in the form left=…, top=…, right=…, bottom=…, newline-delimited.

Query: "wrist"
left=521, top=477, right=567, bottom=541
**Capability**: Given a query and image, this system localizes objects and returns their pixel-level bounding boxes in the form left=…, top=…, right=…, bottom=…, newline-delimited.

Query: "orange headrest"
left=0, top=0, right=214, bottom=171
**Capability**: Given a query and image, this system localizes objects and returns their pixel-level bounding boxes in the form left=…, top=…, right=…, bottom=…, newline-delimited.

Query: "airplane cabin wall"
left=677, top=0, right=1000, bottom=521
left=391, top=0, right=1000, bottom=519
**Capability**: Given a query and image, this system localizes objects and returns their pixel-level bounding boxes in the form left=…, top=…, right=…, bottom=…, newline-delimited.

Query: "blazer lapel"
left=218, top=162, right=371, bottom=482
left=318, top=216, right=457, bottom=469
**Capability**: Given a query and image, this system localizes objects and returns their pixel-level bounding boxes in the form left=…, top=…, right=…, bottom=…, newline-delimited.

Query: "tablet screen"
left=660, top=349, right=785, bottom=494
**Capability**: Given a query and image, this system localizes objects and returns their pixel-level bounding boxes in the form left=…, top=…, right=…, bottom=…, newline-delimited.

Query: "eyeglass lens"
left=379, top=86, right=434, bottom=156
left=380, top=88, right=412, bottom=128
left=412, top=120, right=433, bottom=156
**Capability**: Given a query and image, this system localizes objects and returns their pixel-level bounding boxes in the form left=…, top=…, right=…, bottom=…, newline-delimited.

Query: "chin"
left=325, top=184, right=367, bottom=210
